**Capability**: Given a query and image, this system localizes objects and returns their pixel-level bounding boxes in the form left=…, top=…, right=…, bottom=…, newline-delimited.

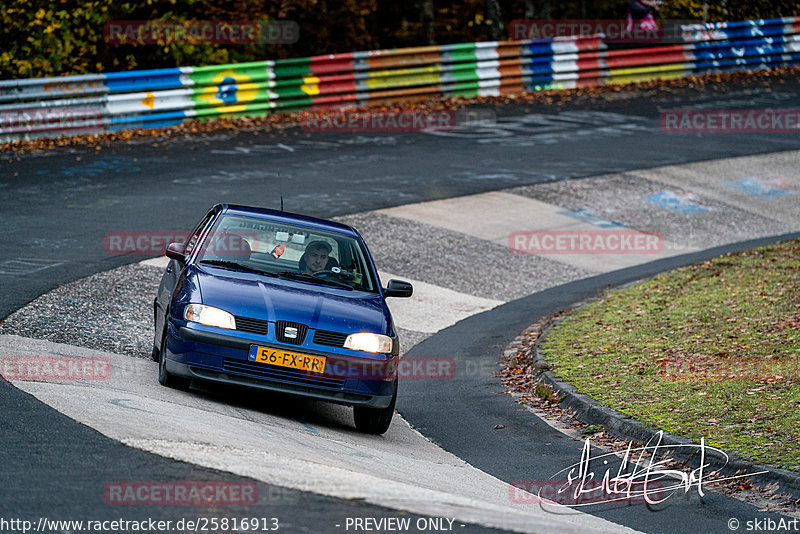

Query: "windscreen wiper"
left=198, top=259, right=275, bottom=276
left=276, top=271, right=353, bottom=289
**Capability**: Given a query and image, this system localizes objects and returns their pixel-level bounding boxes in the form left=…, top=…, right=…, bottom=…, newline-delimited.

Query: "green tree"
left=1, top=0, right=797, bottom=79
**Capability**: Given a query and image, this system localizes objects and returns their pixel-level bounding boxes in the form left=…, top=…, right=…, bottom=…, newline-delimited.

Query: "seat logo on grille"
left=284, top=326, right=298, bottom=339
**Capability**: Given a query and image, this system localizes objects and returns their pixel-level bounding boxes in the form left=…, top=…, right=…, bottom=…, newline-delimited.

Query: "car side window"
left=345, top=241, right=374, bottom=291
left=184, top=210, right=216, bottom=255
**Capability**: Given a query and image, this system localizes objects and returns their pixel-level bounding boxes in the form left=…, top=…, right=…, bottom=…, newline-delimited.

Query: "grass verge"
left=538, top=238, right=800, bottom=471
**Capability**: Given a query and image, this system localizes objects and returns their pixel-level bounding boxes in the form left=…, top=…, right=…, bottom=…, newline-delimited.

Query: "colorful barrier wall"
left=1, top=17, right=799, bottom=142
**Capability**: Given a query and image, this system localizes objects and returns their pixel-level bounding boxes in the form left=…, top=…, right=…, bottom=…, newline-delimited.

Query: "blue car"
left=153, top=204, right=413, bottom=434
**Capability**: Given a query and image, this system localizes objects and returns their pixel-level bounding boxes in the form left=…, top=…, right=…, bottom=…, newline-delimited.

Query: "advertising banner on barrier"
left=2, top=17, right=799, bottom=143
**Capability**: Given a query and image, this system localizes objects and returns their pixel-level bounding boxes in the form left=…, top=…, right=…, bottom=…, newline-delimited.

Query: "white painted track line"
left=1, top=335, right=635, bottom=534
left=7, top=149, right=800, bottom=533
left=378, top=191, right=693, bottom=272
left=380, top=272, right=503, bottom=333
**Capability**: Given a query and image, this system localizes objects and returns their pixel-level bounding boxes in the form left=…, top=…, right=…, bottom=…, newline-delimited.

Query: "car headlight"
left=344, top=332, right=392, bottom=353
left=184, top=304, right=236, bottom=330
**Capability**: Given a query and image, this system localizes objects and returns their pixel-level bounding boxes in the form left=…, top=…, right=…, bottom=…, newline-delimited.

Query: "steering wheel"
left=312, top=269, right=355, bottom=281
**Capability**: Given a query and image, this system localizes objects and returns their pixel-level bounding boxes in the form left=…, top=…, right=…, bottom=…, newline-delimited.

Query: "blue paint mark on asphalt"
left=108, top=111, right=185, bottom=131
left=299, top=421, right=318, bottom=434
left=36, top=157, right=142, bottom=177
left=642, top=191, right=710, bottom=214
left=110, top=399, right=159, bottom=415
left=722, top=177, right=792, bottom=199
left=556, top=207, right=627, bottom=228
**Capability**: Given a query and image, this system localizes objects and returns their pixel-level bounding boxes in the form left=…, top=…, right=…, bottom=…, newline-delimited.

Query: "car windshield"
left=194, top=214, right=378, bottom=292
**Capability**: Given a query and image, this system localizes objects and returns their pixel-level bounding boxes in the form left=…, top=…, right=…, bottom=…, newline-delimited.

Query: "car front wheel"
left=353, top=380, right=397, bottom=435
left=151, top=299, right=160, bottom=361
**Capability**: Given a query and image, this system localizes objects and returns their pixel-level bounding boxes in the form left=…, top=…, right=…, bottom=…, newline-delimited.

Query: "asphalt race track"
left=4, top=78, right=800, bottom=318
left=2, top=77, right=800, bottom=533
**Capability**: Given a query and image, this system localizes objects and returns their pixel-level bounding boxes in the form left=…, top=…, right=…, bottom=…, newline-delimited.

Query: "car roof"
left=219, top=204, right=359, bottom=237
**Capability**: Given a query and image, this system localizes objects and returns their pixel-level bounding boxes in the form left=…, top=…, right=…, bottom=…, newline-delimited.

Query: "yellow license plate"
left=248, top=345, right=326, bottom=373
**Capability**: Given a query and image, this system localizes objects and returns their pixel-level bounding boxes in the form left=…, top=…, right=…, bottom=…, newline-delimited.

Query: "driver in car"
left=300, top=240, right=336, bottom=274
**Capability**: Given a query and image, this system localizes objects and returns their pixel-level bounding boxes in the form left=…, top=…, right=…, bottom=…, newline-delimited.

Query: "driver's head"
left=303, top=241, right=332, bottom=273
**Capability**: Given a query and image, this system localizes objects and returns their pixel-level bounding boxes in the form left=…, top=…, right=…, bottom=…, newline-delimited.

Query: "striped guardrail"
left=1, top=17, right=798, bottom=142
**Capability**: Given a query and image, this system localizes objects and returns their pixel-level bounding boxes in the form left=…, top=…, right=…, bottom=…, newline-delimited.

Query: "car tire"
left=158, top=323, right=190, bottom=390
left=353, top=380, right=397, bottom=435
left=152, top=299, right=160, bottom=361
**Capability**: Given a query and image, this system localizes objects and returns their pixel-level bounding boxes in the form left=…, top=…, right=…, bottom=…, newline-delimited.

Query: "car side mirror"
left=166, top=242, right=186, bottom=262
left=384, top=279, right=413, bottom=298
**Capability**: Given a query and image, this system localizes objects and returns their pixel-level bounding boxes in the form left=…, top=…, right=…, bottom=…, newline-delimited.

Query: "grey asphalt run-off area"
left=2, top=75, right=800, bottom=534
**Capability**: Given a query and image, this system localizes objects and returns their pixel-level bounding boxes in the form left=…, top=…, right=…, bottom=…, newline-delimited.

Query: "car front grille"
left=276, top=321, right=307, bottom=345
left=222, top=358, right=345, bottom=390
left=234, top=316, right=268, bottom=336
left=313, top=330, right=348, bottom=347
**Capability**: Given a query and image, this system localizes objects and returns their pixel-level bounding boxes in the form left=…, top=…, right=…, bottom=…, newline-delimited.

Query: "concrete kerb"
left=527, top=306, right=800, bottom=500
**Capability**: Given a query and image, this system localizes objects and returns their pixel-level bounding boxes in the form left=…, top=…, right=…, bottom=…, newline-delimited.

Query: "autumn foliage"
left=2, top=0, right=798, bottom=79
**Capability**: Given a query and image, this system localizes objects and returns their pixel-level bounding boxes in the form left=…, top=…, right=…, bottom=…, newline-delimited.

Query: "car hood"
left=190, top=264, right=391, bottom=335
